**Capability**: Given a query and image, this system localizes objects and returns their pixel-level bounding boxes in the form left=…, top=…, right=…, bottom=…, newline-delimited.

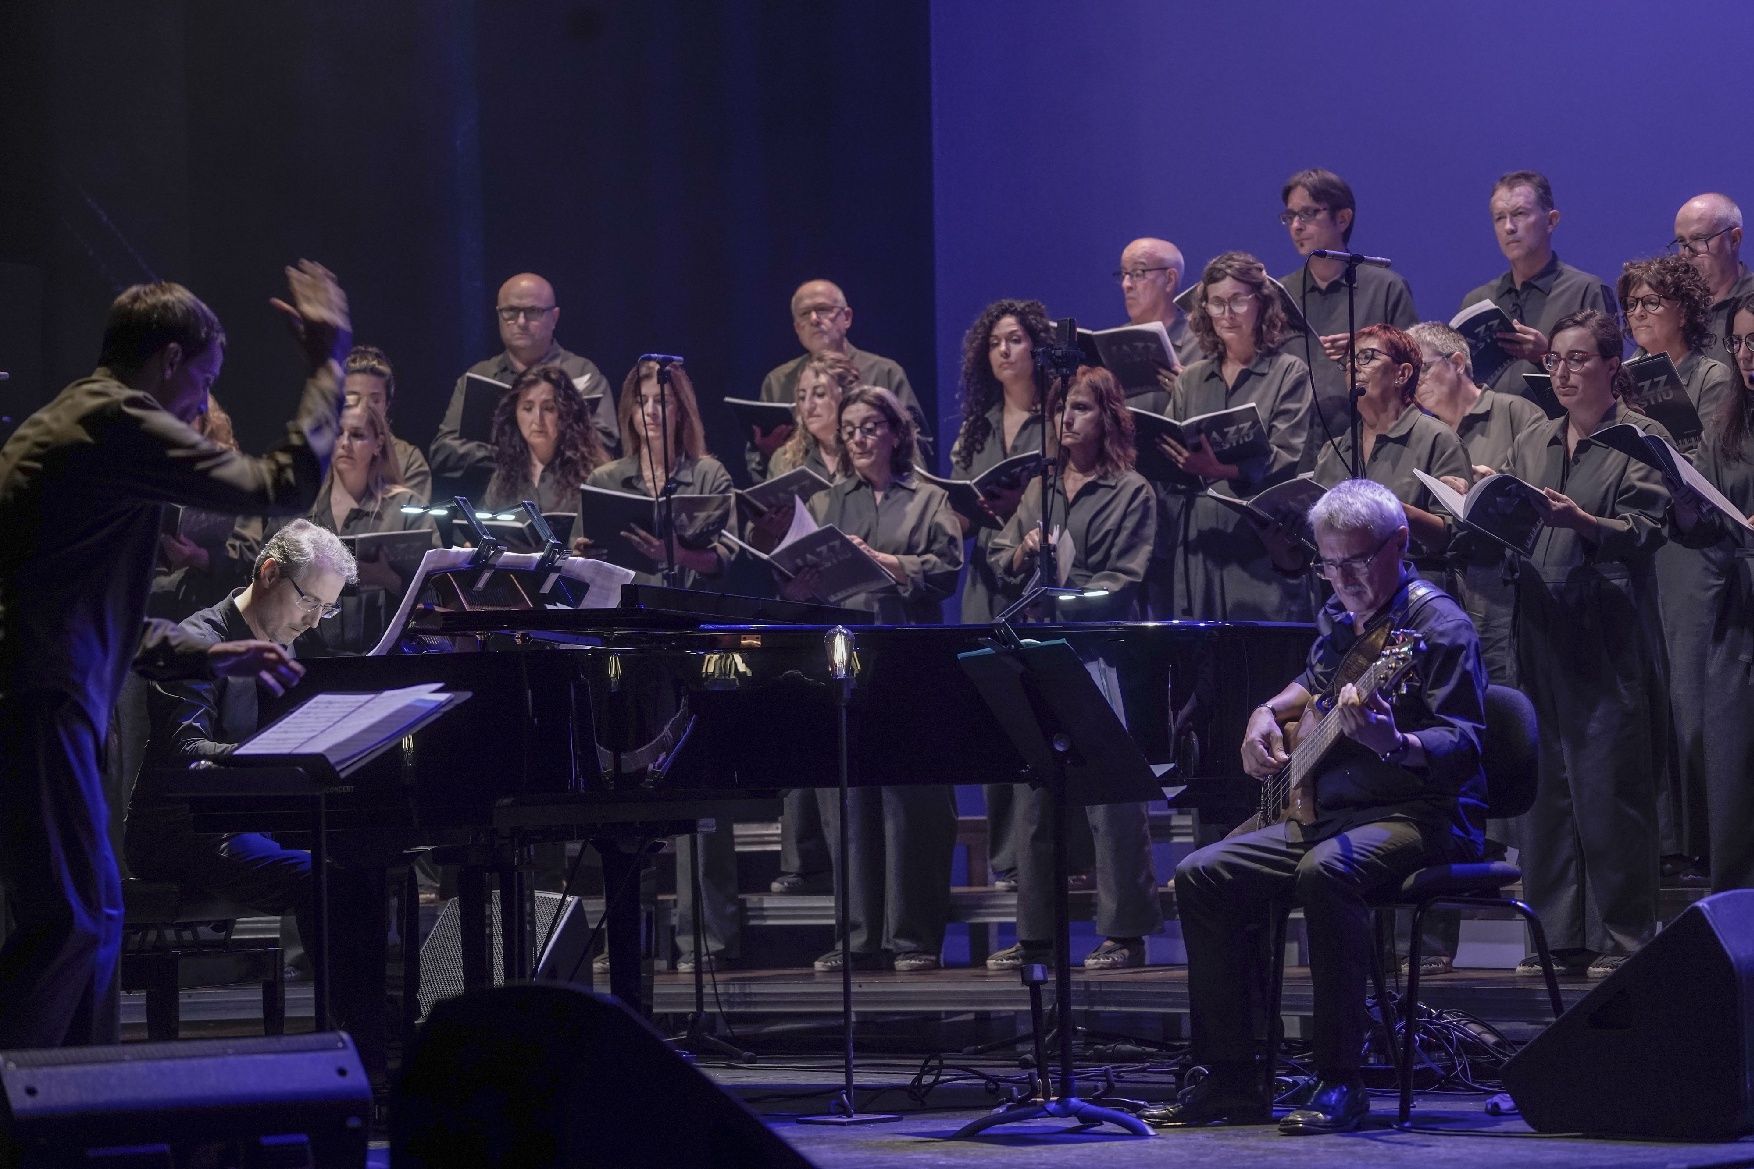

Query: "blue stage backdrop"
left=929, top=0, right=1754, bottom=449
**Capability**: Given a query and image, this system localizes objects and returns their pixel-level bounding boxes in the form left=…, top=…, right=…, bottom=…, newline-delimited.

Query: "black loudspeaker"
left=393, top=985, right=813, bottom=1169
left=0, top=1032, right=370, bottom=1168
left=417, top=891, right=594, bottom=1019
left=1504, top=890, right=1754, bottom=1139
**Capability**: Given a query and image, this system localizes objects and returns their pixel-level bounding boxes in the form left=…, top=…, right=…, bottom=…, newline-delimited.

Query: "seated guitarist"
left=1145, top=477, right=1487, bottom=1135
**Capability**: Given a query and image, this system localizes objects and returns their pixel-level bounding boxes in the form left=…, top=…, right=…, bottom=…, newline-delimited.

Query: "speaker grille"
left=417, top=892, right=579, bottom=1020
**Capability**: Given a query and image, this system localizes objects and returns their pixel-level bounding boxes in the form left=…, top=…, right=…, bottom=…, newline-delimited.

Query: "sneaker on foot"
left=1515, top=951, right=1588, bottom=976
left=891, top=951, right=941, bottom=973
left=985, top=942, right=1052, bottom=971
left=1083, top=938, right=1146, bottom=970
left=768, top=871, right=830, bottom=895
left=992, top=870, right=1018, bottom=893
left=1399, top=953, right=1454, bottom=977
left=812, top=948, right=885, bottom=973
left=1586, top=953, right=1629, bottom=979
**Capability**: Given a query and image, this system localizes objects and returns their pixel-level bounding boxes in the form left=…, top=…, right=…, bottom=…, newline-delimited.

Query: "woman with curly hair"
left=1165, top=250, right=1314, bottom=620
left=986, top=365, right=1162, bottom=971
left=1505, top=309, right=1672, bottom=977
left=1619, top=254, right=1739, bottom=882
left=950, top=298, right=1056, bottom=624
left=1619, top=254, right=1737, bottom=453
left=484, top=364, right=608, bottom=513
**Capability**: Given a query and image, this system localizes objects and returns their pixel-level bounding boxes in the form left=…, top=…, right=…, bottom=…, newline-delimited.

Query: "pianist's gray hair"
left=1309, top=479, right=1404, bottom=542
left=254, top=518, right=359, bottom=587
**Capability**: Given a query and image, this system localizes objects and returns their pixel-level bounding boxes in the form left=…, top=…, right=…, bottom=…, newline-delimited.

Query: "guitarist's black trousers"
left=1175, top=816, right=1460, bottom=1075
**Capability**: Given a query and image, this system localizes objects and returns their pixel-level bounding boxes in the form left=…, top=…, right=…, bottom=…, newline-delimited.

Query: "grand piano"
left=162, top=546, right=1314, bottom=1016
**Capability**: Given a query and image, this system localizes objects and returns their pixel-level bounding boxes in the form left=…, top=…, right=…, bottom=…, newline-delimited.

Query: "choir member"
left=0, top=267, right=342, bottom=1048
left=584, top=359, right=735, bottom=591
left=1673, top=194, right=1754, bottom=345
left=343, top=345, right=431, bottom=499
left=1674, top=294, right=1754, bottom=891
left=1617, top=254, right=1736, bottom=882
left=764, top=350, right=859, bottom=898
left=1145, top=479, right=1486, bottom=1134
left=951, top=298, right=1055, bottom=892
left=985, top=366, right=1161, bottom=970
left=1117, top=237, right=1202, bottom=369
left=784, top=386, right=962, bottom=972
left=432, top=273, right=618, bottom=495
left=1505, top=310, right=1670, bottom=978
left=1276, top=168, right=1418, bottom=432
left=746, top=279, right=926, bottom=482
left=1163, top=251, right=1314, bottom=621
left=299, top=392, right=435, bottom=656
left=483, top=365, right=609, bottom=514
left=1309, top=323, right=1467, bottom=567
left=1408, top=322, right=1547, bottom=685
left=1458, top=171, right=1617, bottom=397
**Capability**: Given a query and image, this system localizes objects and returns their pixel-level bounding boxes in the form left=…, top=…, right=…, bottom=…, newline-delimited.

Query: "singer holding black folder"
left=1672, top=294, right=1754, bottom=892
left=581, top=359, right=735, bottom=590
left=1162, top=252, right=1314, bottom=622
left=1501, top=310, right=1671, bottom=979
left=483, top=365, right=609, bottom=514
left=790, top=385, right=962, bottom=973
left=950, top=300, right=1054, bottom=893
left=985, top=366, right=1161, bottom=971
left=1616, top=254, right=1736, bottom=883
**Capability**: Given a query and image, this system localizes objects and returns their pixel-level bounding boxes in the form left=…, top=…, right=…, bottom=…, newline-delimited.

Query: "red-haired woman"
left=987, top=365, right=1161, bottom=970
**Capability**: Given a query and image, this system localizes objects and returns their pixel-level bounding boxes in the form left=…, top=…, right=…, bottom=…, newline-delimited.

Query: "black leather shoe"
left=1278, top=1076, right=1369, bottom=1134
left=1138, top=1068, right=1271, bottom=1128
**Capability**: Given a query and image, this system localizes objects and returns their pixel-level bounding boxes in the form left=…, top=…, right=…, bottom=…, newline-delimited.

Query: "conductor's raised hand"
left=207, top=640, right=305, bottom=697
left=269, top=260, right=352, bottom=372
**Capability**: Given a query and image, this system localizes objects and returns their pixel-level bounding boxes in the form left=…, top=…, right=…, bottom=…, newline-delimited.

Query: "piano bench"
left=120, top=878, right=285, bottom=1043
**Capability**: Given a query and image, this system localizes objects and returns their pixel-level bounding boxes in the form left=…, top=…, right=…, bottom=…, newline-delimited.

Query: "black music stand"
left=951, top=639, right=1159, bottom=1140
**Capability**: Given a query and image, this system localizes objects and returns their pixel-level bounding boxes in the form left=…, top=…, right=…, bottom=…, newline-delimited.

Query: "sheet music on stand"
left=230, top=682, right=471, bottom=780
left=368, top=548, right=637, bottom=655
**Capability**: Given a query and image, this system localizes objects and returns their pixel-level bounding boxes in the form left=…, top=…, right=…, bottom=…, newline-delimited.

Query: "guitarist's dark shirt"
left=1295, top=565, right=1488, bottom=855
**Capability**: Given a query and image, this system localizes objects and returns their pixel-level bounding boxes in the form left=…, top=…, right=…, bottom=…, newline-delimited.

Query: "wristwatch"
left=1379, top=732, right=1413, bottom=764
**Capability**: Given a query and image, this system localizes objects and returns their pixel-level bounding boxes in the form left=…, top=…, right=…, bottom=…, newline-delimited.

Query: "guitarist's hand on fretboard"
left=1334, top=682, right=1401, bottom=757
left=1241, top=706, right=1292, bottom=780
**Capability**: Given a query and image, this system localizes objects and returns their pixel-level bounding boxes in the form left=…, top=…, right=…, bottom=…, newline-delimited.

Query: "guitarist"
left=1144, top=478, right=1487, bottom=1135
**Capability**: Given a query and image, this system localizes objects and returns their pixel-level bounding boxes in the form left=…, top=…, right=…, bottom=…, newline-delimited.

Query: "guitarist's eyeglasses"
left=1312, top=531, right=1397, bottom=578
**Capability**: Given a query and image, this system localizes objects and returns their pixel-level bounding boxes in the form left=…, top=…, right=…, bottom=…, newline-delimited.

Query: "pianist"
left=1144, top=478, right=1486, bottom=1135
left=126, top=520, right=392, bottom=1081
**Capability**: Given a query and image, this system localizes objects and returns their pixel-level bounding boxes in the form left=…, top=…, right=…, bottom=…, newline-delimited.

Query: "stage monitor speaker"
left=1503, top=889, right=1754, bottom=1139
left=417, top=890, right=593, bottom=1019
left=393, top=984, right=813, bottom=1169
left=0, top=1031, right=370, bottom=1168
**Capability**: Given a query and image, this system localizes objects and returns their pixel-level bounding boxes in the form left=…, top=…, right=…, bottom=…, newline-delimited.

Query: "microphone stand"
left=1342, top=254, right=1364, bottom=478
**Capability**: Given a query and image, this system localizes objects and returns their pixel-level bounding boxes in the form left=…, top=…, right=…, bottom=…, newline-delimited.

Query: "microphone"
left=639, top=353, right=685, bottom=365
left=1310, top=249, right=1392, bottom=268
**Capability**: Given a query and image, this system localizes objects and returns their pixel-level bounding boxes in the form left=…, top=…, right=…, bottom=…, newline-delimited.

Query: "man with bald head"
left=1674, top=193, right=1754, bottom=346
left=746, top=279, right=926, bottom=482
left=431, top=273, right=619, bottom=492
left=1118, top=237, right=1202, bottom=371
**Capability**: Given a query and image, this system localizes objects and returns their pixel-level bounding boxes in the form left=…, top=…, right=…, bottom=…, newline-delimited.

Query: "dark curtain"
left=0, top=1, right=936, bottom=478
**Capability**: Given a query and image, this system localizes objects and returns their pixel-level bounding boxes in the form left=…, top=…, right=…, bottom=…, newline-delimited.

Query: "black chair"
left=1258, top=684, right=1564, bottom=1116
left=119, top=877, right=285, bottom=1041
left=1388, top=683, right=1563, bottom=1124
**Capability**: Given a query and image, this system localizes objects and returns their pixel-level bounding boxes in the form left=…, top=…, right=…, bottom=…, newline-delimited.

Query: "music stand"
left=951, top=639, right=1160, bottom=1139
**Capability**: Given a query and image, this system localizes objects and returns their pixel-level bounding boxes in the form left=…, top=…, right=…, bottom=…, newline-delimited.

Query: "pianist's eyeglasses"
left=287, top=575, right=342, bottom=620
